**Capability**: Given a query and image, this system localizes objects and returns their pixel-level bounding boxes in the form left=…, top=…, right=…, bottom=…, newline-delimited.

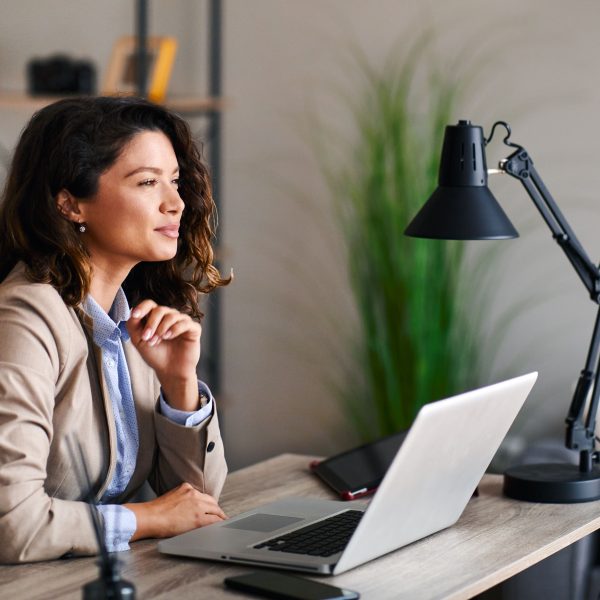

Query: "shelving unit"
left=0, top=0, right=226, bottom=397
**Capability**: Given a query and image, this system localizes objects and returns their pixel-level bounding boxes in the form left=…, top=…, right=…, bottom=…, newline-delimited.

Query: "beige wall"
left=2, top=1, right=600, bottom=469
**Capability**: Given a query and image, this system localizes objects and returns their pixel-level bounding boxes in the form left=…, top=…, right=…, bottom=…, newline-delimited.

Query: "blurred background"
left=1, top=0, right=600, bottom=471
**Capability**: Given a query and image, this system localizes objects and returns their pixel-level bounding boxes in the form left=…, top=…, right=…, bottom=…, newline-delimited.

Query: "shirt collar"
left=82, top=288, right=131, bottom=347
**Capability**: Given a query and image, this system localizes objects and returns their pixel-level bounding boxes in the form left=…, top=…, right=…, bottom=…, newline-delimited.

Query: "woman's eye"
left=172, top=178, right=180, bottom=187
left=139, top=179, right=158, bottom=187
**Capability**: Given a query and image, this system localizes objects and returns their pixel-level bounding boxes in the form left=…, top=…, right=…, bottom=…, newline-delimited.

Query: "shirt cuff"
left=159, top=380, right=214, bottom=427
left=96, top=504, right=137, bottom=553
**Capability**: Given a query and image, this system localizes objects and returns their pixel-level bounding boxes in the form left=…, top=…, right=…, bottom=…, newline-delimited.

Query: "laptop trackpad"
left=224, top=514, right=303, bottom=532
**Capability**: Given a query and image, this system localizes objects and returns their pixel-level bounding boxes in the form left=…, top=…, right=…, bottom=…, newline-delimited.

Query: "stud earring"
left=78, top=223, right=86, bottom=233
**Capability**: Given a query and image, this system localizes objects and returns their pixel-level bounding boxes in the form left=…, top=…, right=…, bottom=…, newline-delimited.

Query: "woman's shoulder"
left=0, top=263, right=93, bottom=387
left=0, top=263, right=87, bottom=371
left=0, top=262, right=75, bottom=319
left=2, top=261, right=58, bottom=292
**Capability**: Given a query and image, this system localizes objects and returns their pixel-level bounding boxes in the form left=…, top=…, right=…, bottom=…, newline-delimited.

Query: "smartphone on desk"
left=310, top=429, right=408, bottom=500
left=224, top=571, right=360, bottom=600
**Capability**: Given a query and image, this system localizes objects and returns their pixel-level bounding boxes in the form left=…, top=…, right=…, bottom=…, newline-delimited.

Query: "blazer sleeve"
left=0, top=288, right=98, bottom=563
left=149, top=402, right=228, bottom=499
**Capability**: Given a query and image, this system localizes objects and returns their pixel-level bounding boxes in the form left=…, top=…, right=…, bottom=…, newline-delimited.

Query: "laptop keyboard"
left=253, top=510, right=363, bottom=558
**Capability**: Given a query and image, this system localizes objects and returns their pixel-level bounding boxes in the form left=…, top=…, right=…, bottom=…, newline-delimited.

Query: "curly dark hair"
left=0, top=96, right=230, bottom=319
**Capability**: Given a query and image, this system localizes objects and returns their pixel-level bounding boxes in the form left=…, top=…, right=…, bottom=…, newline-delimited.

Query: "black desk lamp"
left=405, top=119, right=600, bottom=503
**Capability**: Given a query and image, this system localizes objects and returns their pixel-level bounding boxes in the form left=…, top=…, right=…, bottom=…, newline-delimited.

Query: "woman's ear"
left=56, top=190, right=82, bottom=223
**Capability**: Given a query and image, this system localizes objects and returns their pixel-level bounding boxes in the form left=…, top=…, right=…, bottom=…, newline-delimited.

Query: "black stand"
left=83, top=554, right=136, bottom=600
left=67, top=438, right=137, bottom=599
left=492, top=123, right=600, bottom=502
left=504, top=463, right=600, bottom=503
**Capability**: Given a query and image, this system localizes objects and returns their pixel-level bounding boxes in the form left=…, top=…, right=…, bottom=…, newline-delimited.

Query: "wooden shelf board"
left=0, top=92, right=227, bottom=115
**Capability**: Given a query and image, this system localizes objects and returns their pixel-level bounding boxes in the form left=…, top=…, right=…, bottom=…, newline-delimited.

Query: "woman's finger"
left=199, top=499, right=227, bottom=520
left=149, top=311, right=186, bottom=339
left=130, top=299, right=158, bottom=321
left=160, top=318, right=201, bottom=342
left=199, top=513, right=226, bottom=526
left=138, top=306, right=177, bottom=341
left=189, top=488, right=228, bottom=520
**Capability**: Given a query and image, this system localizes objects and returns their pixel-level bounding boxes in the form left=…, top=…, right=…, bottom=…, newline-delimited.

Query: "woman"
left=0, top=96, right=230, bottom=563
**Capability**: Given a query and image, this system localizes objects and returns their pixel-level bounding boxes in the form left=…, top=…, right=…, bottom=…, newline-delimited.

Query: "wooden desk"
left=2, top=453, right=600, bottom=599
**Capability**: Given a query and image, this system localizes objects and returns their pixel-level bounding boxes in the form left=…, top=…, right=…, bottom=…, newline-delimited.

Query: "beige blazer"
left=0, top=264, right=227, bottom=563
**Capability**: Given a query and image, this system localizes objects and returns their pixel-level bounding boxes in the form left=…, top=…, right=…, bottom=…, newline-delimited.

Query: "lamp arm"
left=564, top=306, right=600, bottom=467
left=503, top=149, right=600, bottom=299
left=502, top=148, right=600, bottom=468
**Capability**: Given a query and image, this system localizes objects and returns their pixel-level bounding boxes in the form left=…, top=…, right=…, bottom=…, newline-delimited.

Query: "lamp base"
left=503, top=463, right=600, bottom=503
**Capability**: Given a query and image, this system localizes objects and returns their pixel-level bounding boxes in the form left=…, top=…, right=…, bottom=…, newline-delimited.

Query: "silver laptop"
left=158, top=372, right=537, bottom=575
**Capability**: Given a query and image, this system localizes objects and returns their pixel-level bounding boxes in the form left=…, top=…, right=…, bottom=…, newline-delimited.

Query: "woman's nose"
left=163, top=185, right=185, bottom=214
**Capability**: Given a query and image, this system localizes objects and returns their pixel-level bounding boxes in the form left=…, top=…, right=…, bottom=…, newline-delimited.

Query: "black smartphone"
left=224, top=571, right=360, bottom=600
left=310, top=429, right=408, bottom=500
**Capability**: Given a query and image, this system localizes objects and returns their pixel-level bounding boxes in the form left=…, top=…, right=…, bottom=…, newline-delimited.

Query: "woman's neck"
left=88, top=261, right=131, bottom=313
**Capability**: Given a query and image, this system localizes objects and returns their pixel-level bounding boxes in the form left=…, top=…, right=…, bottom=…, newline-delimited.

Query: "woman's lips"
left=155, top=225, right=180, bottom=238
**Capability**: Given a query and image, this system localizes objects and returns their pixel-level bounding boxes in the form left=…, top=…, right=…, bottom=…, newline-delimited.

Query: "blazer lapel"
left=76, top=307, right=118, bottom=500
left=123, top=340, right=158, bottom=492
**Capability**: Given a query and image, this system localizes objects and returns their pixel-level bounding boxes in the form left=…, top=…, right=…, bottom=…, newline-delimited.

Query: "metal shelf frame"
left=135, top=0, right=224, bottom=395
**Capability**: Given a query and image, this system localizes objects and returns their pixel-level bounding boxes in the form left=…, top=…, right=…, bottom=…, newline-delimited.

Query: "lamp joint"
left=567, top=422, right=594, bottom=453
left=503, top=149, right=533, bottom=182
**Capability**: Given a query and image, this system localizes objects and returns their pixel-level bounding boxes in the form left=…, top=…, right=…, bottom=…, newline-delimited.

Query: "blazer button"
left=207, top=441, right=215, bottom=453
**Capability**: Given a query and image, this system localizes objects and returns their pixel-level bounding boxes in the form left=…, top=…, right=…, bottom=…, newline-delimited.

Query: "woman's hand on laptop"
left=125, top=482, right=228, bottom=541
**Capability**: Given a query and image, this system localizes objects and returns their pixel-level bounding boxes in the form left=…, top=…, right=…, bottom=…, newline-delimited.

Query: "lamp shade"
left=404, top=120, right=518, bottom=240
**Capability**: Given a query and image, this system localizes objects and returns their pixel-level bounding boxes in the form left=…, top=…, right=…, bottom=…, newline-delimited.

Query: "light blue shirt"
left=82, top=291, right=213, bottom=552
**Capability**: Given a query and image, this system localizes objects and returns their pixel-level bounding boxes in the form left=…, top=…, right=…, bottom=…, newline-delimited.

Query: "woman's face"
left=76, top=130, right=184, bottom=273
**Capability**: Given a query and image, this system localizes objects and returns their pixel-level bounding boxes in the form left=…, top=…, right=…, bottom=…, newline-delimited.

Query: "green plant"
left=317, top=39, right=484, bottom=440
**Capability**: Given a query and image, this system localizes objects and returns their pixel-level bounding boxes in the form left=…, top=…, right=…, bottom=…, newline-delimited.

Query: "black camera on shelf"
left=27, top=54, right=96, bottom=96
